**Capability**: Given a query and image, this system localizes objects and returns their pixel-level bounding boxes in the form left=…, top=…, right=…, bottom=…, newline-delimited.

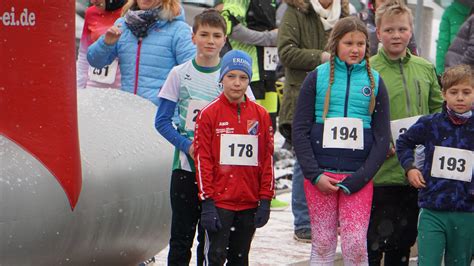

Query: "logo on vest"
left=362, top=86, right=372, bottom=97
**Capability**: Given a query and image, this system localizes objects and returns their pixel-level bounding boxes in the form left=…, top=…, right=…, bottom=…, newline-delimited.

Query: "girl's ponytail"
left=365, top=53, right=376, bottom=115
left=323, top=52, right=336, bottom=120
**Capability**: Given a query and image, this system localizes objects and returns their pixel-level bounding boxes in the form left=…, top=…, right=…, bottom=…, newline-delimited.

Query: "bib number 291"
left=220, top=134, right=258, bottom=166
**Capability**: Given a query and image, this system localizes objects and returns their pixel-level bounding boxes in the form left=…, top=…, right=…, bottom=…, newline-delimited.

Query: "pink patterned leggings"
left=304, top=172, right=373, bottom=266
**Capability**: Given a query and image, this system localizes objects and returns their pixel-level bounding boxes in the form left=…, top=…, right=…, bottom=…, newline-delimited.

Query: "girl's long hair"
left=121, top=0, right=181, bottom=20
left=322, top=16, right=375, bottom=120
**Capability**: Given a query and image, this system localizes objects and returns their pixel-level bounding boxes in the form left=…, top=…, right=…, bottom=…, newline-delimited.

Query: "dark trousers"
left=204, top=208, right=257, bottom=266
left=367, top=186, right=419, bottom=266
left=168, top=169, right=204, bottom=266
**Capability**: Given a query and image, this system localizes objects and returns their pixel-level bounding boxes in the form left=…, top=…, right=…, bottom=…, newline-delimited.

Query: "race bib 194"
left=431, top=146, right=473, bottom=182
left=220, top=134, right=258, bottom=166
left=322, top=118, right=364, bottom=150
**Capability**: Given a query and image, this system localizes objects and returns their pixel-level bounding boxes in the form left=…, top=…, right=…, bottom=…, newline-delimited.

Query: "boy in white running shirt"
left=154, top=9, right=254, bottom=265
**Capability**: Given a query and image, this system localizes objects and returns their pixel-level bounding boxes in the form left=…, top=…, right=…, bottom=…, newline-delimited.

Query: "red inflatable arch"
left=0, top=1, right=81, bottom=209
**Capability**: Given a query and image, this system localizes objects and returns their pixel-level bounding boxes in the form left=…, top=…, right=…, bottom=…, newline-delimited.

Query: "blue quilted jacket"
left=87, top=8, right=196, bottom=105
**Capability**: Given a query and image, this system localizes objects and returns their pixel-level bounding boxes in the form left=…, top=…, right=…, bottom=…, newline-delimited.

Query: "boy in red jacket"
left=193, top=50, right=275, bottom=265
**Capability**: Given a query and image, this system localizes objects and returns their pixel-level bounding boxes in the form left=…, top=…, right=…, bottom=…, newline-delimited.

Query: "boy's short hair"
left=375, top=0, right=413, bottom=28
left=192, top=9, right=227, bottom=35
left=441, top=64, right=473, bottom=91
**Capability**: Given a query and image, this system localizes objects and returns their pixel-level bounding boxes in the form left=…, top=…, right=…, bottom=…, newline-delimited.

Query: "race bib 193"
left=220, top=134, right=258, bottom=166
left=88, top=59, right=118, bottom=84
left=322, top=118, right=364, bottom=150
left=431, top=146, right=473, bottom=182
left=185, top=100, right=209, bottom=131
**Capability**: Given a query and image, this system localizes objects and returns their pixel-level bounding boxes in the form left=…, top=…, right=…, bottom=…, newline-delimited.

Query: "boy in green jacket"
left=367, top=1, right=443, bottom=265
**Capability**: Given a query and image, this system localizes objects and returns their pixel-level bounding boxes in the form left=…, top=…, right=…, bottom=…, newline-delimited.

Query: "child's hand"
left=104, top=24, right=122, bottom=45
left=188, top=144, right=195, bottom=160
left=407, top=169, right=426, bottom=188
left=386, top=145, right=396, bottom=158
left=316, top=174, right=340, bottom=194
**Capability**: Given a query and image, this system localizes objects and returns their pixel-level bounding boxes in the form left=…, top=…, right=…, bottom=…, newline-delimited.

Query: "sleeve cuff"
left=311, top=174, right=323, bottom=185
left=336, top=184, right=351, bottom=194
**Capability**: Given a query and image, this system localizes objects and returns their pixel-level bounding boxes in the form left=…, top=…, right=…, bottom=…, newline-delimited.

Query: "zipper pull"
left=237, top=103, right=241, bottom=124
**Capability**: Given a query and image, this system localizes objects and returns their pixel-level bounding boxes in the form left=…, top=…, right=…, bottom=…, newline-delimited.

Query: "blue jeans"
left=292, top=160, right=311, bottom=231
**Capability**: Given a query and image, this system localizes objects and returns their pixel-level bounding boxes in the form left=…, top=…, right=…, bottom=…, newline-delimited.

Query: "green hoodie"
left=370, top=48, right=443, bottom=186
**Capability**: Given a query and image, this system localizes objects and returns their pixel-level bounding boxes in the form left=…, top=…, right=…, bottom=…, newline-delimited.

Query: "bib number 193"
left=431, top=146, right=472, bottom=182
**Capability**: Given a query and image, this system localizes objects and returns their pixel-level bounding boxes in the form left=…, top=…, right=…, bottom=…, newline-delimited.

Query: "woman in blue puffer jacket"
left=87, top=0, right=196, bottom=106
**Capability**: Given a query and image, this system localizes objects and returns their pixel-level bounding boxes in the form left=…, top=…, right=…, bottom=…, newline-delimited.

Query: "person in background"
left=358, top=0, right=417, bottom=56
left=277, top=0, right=349, bottom=242
left=87, top=0, right=195, bottom=106
left=445, top=14, right=474, bottom=70
left=194, top=50, right=275, bottom=265
left=220, top=0, right=279, bottom=131
left=77, top=0, right=125, bottom=89
left=396, top=64, right=474, bottom=266
left=435, top=0, right=472, bottom=74
left=367, top=1, right=444, bottom=265
left=293, top=16, right=391, bottom=264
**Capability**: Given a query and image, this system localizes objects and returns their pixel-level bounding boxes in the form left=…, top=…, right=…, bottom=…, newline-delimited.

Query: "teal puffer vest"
left=315, top=57, right=380, bottom=128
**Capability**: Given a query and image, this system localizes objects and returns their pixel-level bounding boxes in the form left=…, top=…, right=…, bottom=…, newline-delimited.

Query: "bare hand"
left=316, top=174, right=340, bottom=194
left=188, top=144, right=195, bottom=160
left=407, top=169, right=426, bottom=188
left=104, top=24, right=122, bottom=45
left=386, top=145, right=396, bottom=158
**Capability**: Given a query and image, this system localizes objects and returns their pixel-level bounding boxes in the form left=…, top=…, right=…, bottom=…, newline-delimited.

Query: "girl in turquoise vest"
left=293, top=17, right=391, bottom=265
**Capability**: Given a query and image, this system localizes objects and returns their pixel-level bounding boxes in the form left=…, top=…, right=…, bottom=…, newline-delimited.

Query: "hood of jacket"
left=284, top=0, right=350, bottom=16
left=284, top=0, right=311, bottom=13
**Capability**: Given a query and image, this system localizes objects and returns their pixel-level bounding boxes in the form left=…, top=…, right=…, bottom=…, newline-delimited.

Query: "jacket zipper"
left=399, top=60, right=411, bottom=115
left=237, top=103, right=241, bottom=124
left=344, top=65, right=353, bottom=117
left=133, top=38, right=142, bottom=95
left=415, top=80, right=422, bottom=113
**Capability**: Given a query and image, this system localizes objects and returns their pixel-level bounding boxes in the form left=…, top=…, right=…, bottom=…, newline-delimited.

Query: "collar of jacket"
left=219, top=93, right=249, bottom=109
left=378, top=47, right=412, bottom=65
left=334, top=56, right=368, bottom=73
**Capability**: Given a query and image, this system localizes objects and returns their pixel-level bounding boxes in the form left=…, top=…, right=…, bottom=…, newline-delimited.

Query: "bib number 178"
left=220, top=134, right=258, bottom=166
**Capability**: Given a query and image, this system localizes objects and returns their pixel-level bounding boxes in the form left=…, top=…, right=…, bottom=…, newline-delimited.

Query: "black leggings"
left=367, top=186, right=419, bottom=266
left=168, top=169, right=205, bottom=266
